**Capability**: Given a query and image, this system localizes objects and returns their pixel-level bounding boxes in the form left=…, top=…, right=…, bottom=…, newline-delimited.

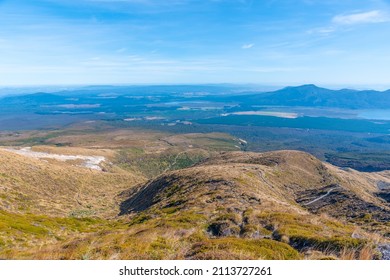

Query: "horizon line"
left=1, top=82, right=390, bottom=92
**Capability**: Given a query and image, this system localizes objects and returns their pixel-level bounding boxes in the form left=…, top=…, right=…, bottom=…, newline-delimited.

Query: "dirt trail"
left=259, top=171, right=274, bottom=189
left=303, top=187, right=339, bottom=206
left=163, top=151, right=185, bottom=173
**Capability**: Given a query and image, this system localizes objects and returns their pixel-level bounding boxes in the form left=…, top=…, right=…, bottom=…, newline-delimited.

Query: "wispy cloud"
left=332, top=10, right=390, bottom=25
left=307, top=27, right=336, bottom=35
left=242, top=43, right=254, bottom=49
left=86, top=0, right=151, bottom=3
left=309, top=10, right=390, bottom=35
left=85, top=0, right=190, bottom=6
left=1, top=0, right=390, bottom=86
left=247, top=66, right=309, bottom=73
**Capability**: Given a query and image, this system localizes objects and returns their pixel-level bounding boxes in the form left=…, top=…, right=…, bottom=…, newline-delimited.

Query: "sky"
left=0, top=0, right=390, bottom=88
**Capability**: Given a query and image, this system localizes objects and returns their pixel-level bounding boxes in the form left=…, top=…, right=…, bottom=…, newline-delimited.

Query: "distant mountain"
left=0, top=92, right=71, bottom=107
left=1, top=84, right=389, bottom=114
left=243, top=84, right=390, bottom=109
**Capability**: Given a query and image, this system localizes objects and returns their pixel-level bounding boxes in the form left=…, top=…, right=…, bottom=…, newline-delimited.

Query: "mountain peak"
left=282, top=84, right=322, bottom=91
left=298, top=84, right=319, bottom=88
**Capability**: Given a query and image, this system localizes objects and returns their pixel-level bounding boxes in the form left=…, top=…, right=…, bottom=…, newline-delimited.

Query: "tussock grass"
left=188, top=238, right=300, bottom=260
left=0, top=139, right=388, bottom=260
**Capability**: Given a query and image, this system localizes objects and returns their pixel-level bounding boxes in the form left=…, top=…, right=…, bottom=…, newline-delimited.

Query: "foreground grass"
left=0, top=208, right=382, bottom=260
left=0, top=210, right=126, bottom=259
left=0, top=145, right=387, bottom=260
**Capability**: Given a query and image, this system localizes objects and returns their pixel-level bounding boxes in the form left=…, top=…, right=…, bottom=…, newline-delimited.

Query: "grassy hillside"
left=0, top=149, right=143, bottom=217
left=0, top=129, right=389, bottom=260
left=1, top=150, right=388, bottom=259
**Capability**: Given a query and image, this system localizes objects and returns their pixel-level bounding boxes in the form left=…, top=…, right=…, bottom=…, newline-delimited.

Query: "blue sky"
left=0, top=0, right=390, bottom=88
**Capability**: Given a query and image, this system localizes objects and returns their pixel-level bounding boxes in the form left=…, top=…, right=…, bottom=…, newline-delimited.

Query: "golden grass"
left=0, top=129, right=389, bottom=260
left=0, top=149, right=144, bottom=217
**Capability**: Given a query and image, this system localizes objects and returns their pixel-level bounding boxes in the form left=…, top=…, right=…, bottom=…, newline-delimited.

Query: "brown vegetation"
left=0, top=129, right=389, bottom=260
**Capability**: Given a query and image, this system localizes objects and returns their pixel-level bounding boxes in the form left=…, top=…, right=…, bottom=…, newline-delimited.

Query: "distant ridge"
left=244, top=84, right=390, bottom=109
left=1, top=84, right=389, bottom=110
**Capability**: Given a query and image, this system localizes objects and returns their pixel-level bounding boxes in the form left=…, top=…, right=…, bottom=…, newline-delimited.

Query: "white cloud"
left=86, top=0, right=150, bottom=3
left=248, top=66, right=308, bottom=73
left=242, top=43, right=254, bottom=49
left=307, top=26, right=336, bottom=35
left=332, top=10, right=390, bottom=25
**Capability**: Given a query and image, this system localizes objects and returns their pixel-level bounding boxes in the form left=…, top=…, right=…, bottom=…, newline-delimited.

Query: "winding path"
left=163, top=151, right=185, bottom=173
left=304, top=187, right=339, bottom=206
left=258, top=171, right=274, bottom=189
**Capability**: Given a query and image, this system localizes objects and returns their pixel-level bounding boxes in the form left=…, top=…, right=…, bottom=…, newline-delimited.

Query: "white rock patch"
left=2, top=147, right=105, bottom=171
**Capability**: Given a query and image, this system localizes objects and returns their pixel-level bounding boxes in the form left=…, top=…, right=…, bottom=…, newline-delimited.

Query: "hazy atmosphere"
left=1, top=0, right=390, bottom=87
